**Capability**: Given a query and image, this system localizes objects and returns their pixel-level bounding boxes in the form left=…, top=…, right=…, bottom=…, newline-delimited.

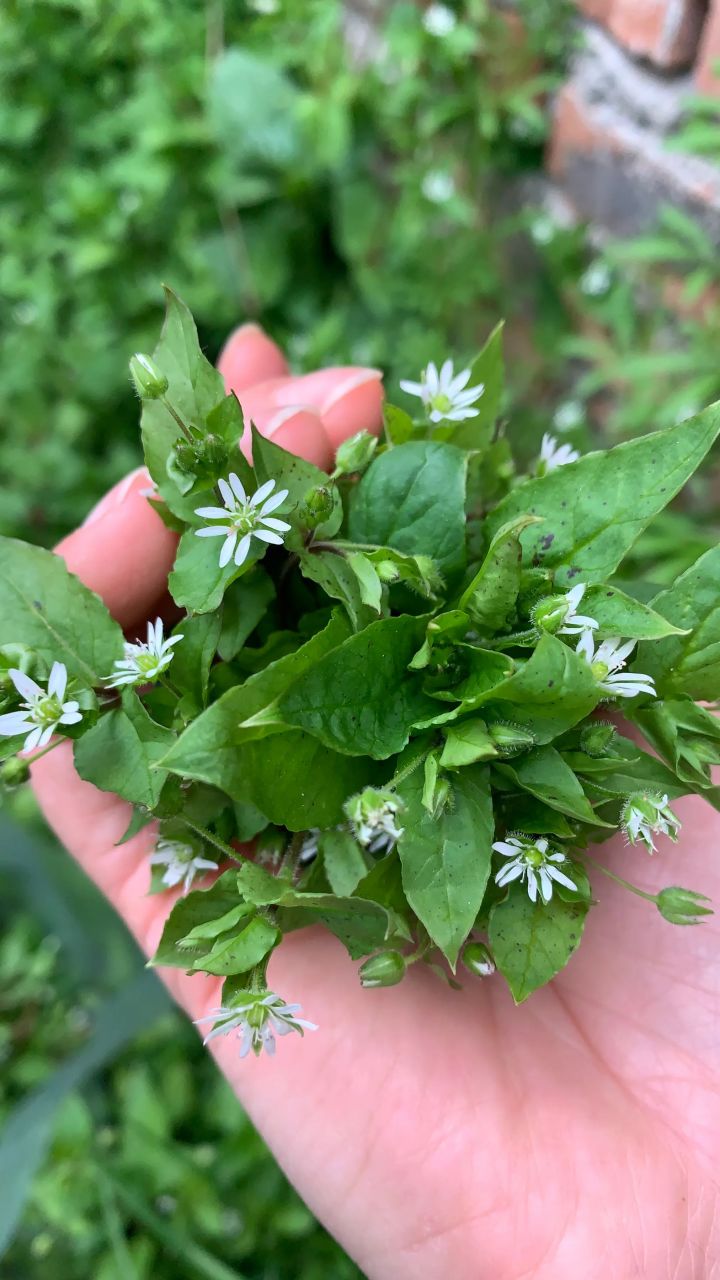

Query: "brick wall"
left=549, top=0, right=720, bottom=239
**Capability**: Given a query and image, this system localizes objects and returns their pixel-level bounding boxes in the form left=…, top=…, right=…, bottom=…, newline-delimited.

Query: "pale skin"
left=31, top=323, right=719, bottom=1279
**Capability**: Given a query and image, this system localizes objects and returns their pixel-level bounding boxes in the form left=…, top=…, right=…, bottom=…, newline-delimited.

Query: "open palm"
left=32, top=324, right=720, bottom=1279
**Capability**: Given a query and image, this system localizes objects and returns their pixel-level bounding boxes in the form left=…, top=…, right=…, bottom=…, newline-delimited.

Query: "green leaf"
left=320, top=829, right=370, bottom=897
left=638, top=546, right=720, bottom=698
left=279, top=614, right=439, bottom=758
left=299, top=551, right=377, bottom=631
left=218, top=569, right=275, bottom=661
left=459, top=515, right=541, bottom=629
left=481, top=633, right=600, bottom=743
left=384, top=403, right=414, bottom=445
left=631, top=698, right=720, bottom=793
left=0, top=537, right=123, bottom=683
left=489, top=887, right=589, bottom=1002
left=251, top=424, right=341, bottom=537
left=170, top=612, right=222, bottom=710
left=440, top=718, right=497, bottom=766
left=448, top=321, right=504, bottom=449
left=347, top=552, right=383, bottom=612
left=496, top=746, right=611, bottom=826
left=153, top=872, right=251, bottom=967
left=140, top=288, right=225, bottom=519
left=169, top=522, right=265, bottom=614
left=74, top=692, right=175, bottom=808
left=348, top=440, right=468, bottom=575
left=195, top=916, right=280, bottom=976
left=397, top=766, right=494, bottom=967
left=486, top=404, right=720, bottom=586
left=582, top=585, right=687, bottom=640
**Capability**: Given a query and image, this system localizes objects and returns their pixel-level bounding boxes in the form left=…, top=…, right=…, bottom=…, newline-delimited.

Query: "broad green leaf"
left=448, top=320, right=504, bottom=449
left=321, top=829, right=369, bottom=896
left=428, top=643, right=514, bottom=711
left=169, top=521, right=265, bottom=614
left=74, top=693, right=175, bottom=808
left=140, top=288, right=225, bottom=519
left=299, top=550, right=377, bottom=631
left=0, top=537, right=123, bottom=683
left=440, top=719, right=497, bottom=766
left=496, top=746, right=611, bottom=826
left=489, top=887, right=589, bottom=1002
left=486, top=403, right=720, bottom=585
left=638, top=546, right=720, bottom=698
left=631, top=698, right=720, bottom=793
left=347, top=552, right=383, bottom=612
left=459, top=515, right=540, bottom=630
left=481, top=633, right=600, bottom=743
left=397, top=766, right=494, bottom=967
left=195, top=915, right=279, bottom=976
left=348, top=440, right=468, bottom=575
left=582, top=584, right=687, bottom=640
left=409, top=610, right=469, bottom=669
left=384, top=403, right=414, bottom=445
left=218, top=568, right=275, bottom=661
left=153, top=872, right=252, bottom=967
left=170, top=611, right=222, bottom=710
left=251, top=425, right=341, bottom=537
left=279, top=614, right=439, bottom=758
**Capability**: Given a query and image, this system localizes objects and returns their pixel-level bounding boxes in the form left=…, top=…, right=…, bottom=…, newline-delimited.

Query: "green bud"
left=334, top=430, right=378, bottom=476
left=298, top=484, right=336, bottom=529
left=129, top=353, right=168, bottom=400
left=532, top=594, right=569, bottom=635
left=0, top=756, right=31, bottom=788
left=359, top=950, right=406, bottom=988
left=656, top=886, right=713, bottom=926
left=462, top=941, right=495, bottom=978
left=171, top=440, right=198, bottom=475
left=488, top=721, right=535, bottom=755
left=580, top=721, right=616, bottom=757
left=375, top=559, right=400, bottom=583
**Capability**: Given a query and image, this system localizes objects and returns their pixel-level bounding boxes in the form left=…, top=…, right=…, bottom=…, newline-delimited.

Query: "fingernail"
left=82, top=466, right=150, bottom=526
left=320, top=369, right=383, bottom=413
left=264, top=406, right=332, bottom=470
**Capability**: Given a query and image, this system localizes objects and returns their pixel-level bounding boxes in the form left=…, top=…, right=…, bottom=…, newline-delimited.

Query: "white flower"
left=493, top=834, right=577, bottom=905
left=538, top=433, right=580, bottom=472
left=422, top=3, right=456, bottom=36
left=621, top=793, right=681, bottom=854
left=0, top=663, right=82, bottom=751
left=529, top=214, right=557, bottom=246
left=400, top=359, right=485, bottom=424
left=534, top=584, right=599, bottom=637
left=149, top=838, right=219, bottom=894
left=345, top=787, right=404, bottom=855
left=194, top=992, right=317, bottom=1059
left=194, top=474, right=291, bottom=569
left=580, top=261, right=612, bottom=297
left=298, top=829, right=321, bottom=865
left=421, top=170, right=455, bottom=204
left=552, top=400, right=584, bottom=433
left=576, top=631, right=656, bottom=699
left=104, top=618, right=183, bottom=689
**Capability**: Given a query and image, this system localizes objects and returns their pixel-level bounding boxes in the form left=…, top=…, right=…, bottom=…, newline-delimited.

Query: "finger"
left=237, top=390, right=332, bottom=470
left=249, top=368, right=384, bottom=450
left=217, top=322, right=290, bottom=393
left=57, top=468, right=177, bottom=630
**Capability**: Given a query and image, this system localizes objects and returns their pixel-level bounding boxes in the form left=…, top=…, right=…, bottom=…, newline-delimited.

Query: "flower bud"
left=359, top=950, right=407, bottom=988
left=375, top=559, right=400, bottom=583
left=298, top=485, right=336, bottom=530
left=129, top=353, right=168, bottom=400
left=656, top=886, right=712, bottom=926
left=488, top=721, right=535, bottom=755
left=462, top=941, right=495, bottom=977
left=532, top=594, right=569, bottom=634
left=171, top=440, right=198, bottom=475
left=0, top=756, right=30, bottom=788
left=580, top=721, right=616, bottom=757
left=334, top=430, right=378, bottom=476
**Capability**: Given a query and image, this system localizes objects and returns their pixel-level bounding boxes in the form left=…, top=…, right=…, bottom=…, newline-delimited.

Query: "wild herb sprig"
left=2, top=290, right=719, bottom=1058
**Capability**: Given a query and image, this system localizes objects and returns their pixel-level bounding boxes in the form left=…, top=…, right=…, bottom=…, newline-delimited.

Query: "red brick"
left=574, top=0, right=704, bottom=68
left=695, top=1, right=720, bottom=94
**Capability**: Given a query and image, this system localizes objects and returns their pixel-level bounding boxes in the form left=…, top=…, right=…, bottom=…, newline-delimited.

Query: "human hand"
left=31, top=323, right=720, bottom=1280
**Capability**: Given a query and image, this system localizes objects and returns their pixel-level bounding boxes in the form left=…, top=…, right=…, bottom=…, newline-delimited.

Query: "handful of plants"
left=2, top=291, right=718, bottom=1060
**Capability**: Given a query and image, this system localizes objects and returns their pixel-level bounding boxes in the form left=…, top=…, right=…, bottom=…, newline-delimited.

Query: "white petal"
left=447, top=367, right=471, bottom=396
left=445, top=406, right=480, bottom=421
left=453, top=384, right=484, bottom=406
left=0, top=710, right=33, bottom=736
left=258, top=488, right=289, bottom=516
left=195, top=525, right=231, bottom=538
left=496, top=862, right=524, bottom=886
left=425, top=362, right=439, bottom=393
left=492, top=839, right=523, bottom=856
left=576, top=631, right=595, bottom=662
left=194, top=505, right=232, bottom=520
left=259, top=516, right=291, bottom=532
left=24, top=725, right=45, bottom=751
left=47, top=662, right=68, bottom=700
left=547, top=866, right=578, bottom=892
left=439, top=358, right=453, bottom=386
left=399, top=380, right=425, bottom=397
left=217, top=478, right=235, bottom=509
left=59, top=710, right=83, bottom=726
left=538, top=868, right=554, bottom=903
left=9, top=669, right=44, bottom=701
left=219, top=532, right=238, bottom=568
left=250, top=478, right=277, bottom=507
left=527, top=869, right=538, bottom=902
left=566, top=584, right=585, bottom=610
left=228, top=472, right=247, bottom=503
left=252, top=529, right=284, bottom=545
left=234, top=534, right=252, bottom=566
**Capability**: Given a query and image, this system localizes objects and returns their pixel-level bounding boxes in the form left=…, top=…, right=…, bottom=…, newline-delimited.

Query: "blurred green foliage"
left=4, top=0, right=720, bottom=1272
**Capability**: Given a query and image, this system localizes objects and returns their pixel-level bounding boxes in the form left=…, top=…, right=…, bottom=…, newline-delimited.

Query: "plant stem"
left=161, top=395, right=194, bottom=443
left=182, top=818, right=245, bottom=865
left=584, top=855, right=656, bottom=903
left=28, top=737, right=65, bottom=765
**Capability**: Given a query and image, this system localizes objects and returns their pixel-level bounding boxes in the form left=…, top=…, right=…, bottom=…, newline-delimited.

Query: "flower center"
left=32, top=694, right=63, bottom=727
left=429, top=392, right=452, bottom=415
left=136, top=652, right=162, bottom=676
left=231, top=504, right=259, bottom=536
left=591, top=660, right=610, bottom=682
left=524, top=847, right=546, bottom=868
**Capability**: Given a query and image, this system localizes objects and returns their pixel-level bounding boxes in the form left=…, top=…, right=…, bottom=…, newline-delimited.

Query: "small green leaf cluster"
left=3, top=291, right=719, bottom=1040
